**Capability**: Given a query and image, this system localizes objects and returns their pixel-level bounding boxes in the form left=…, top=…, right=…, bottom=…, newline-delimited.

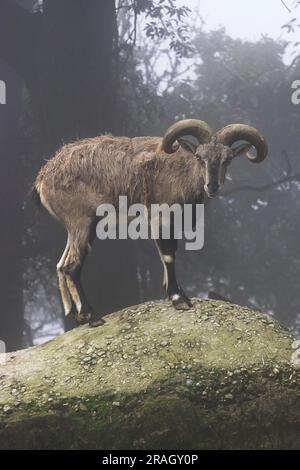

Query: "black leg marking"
left=155, top=238, right=192, bottom=310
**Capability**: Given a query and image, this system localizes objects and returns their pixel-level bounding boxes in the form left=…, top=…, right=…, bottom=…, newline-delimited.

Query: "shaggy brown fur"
left=34, top=134, right=205, bottom=325
left=35, top=135, right=204, bottom=211
left=33, top=122, right=267, bottom=325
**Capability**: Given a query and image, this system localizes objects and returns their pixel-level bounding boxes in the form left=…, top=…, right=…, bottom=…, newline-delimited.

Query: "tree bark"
left=0, top=0, right=40, bottom=88
left=0, top=299, right=299, bottom=450
left=0, top=1, right=141, bottom=344
left=40, top=0, right=118, bottom=150
left=0, top=60, right=26, bottom=351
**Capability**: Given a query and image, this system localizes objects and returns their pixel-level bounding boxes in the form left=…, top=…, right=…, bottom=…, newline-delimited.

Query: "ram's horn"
left=161, top=119, right=213, bottom=154
left=215, top=124, right=268, bottom=163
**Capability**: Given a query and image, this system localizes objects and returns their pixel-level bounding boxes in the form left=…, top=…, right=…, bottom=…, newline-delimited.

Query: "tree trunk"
left=40, top=0, right=118, bottom=150
left=0, top=299, right=299, bottom=450
left=0, top=59, right=26, bottom=351
left=0, top=1, right=141, bottom=343
left=38, top=0, right=140, bottom=320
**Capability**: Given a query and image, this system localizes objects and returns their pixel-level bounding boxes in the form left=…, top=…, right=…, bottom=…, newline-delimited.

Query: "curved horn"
left=215, top=124, right=268, bottom=163
left=161, top=119, right=213, bottom=154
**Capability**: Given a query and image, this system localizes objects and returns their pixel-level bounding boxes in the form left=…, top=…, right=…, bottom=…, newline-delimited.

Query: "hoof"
left=89, top=317, right=105, bottom=328
left=75, top=311, right=92, bottom=325
left=171, top=292, right=193, bottom=310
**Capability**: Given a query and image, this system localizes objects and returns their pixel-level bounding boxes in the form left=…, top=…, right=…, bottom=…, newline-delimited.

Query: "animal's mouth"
left=204, top=183, right=221, bottom=198
left=205, top=189, right=220, bottom=198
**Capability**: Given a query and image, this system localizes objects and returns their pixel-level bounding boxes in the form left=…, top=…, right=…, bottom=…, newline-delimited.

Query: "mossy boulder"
left=0, top=298, right=299, bottom=449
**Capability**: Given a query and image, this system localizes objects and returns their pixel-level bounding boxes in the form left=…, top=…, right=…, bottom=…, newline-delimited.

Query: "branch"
left=281, top=0, right=292, bottom=13
left=223, top=173, right=300, bottom=196
left=222, top=149, right=300, bottom=196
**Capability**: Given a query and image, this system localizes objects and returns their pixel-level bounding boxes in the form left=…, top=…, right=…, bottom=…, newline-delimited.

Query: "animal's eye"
left=196, top=155, right=206, bottom=163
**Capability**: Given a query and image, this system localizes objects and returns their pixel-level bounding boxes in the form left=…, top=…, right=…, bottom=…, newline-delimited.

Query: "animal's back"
left=34, top=134, right=162, bottom=217
left=36, top=135, right=161, bottom=189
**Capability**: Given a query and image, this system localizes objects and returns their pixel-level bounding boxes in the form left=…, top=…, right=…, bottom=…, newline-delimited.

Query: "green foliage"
left=281, top=0, right=300, bottom=62
left=117, top=0, right=192, bottom=57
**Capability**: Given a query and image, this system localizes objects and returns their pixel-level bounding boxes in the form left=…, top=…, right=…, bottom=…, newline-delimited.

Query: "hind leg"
left=57, top=232, right=91, bottom=325
left=57, top=235, right=74, bottom=317
left=61, top=218, right=104, bottom=326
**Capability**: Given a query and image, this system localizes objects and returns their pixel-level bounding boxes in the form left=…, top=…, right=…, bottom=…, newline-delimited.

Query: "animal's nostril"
left=207, top=183, right=220, bottom=192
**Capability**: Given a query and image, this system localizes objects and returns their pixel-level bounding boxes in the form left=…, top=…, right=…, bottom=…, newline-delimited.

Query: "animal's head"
left=161, top=119, right=268, bottom=198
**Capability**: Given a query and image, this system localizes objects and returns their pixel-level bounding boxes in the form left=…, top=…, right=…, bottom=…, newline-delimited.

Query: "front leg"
left=154, top=238, right=192, bottom=310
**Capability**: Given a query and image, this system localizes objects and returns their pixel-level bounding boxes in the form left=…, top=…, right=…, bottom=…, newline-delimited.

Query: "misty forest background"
left=0, top=0, right=300, bottom=351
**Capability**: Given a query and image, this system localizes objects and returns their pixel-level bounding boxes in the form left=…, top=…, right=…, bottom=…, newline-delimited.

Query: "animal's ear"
left=177, top=137, right=197, bottom=154
left=232, top=143, right=253, bottom=158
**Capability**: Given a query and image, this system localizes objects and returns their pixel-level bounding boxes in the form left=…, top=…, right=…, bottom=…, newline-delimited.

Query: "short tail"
left=30, top=184, right=41, bottom=208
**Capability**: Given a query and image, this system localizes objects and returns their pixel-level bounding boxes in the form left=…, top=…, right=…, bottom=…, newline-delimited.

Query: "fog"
left=0, top=0, right=300, bottom=351
left=182, top=0, right=293, bottom=38
left=179, top=0, right=298, bottom=63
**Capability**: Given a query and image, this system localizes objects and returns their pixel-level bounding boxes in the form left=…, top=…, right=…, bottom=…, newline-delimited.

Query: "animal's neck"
left=183, top=158, right=206, bottom=204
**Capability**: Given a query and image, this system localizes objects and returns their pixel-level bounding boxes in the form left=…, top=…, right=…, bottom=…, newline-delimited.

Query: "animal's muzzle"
left=204, top=182, right=220, bottom=197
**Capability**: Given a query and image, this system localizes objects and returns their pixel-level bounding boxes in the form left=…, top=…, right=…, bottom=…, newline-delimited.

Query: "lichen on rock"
left=0, top=298, right=299, bottom=449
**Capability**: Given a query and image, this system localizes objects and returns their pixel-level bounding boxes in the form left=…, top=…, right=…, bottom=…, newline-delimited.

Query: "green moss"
left=0, top=299, right=299, bottom=449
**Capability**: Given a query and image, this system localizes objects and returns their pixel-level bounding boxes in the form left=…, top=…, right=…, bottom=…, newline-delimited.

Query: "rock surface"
left=0, top=298, right=299, bottom=450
